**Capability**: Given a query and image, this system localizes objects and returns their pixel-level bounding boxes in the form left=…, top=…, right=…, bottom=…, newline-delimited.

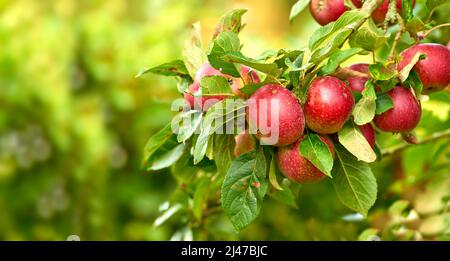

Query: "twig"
left=389, top=13, right=405, bottom=60
left=418, top=23, right=450, bottom=40
left=333, top=67, right=369, bottom=80
left=381, top=128, right=450, bottom=157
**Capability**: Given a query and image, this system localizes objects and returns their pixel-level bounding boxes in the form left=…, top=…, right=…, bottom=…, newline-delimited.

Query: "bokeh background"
left=0, top=0, right=449, bottom=240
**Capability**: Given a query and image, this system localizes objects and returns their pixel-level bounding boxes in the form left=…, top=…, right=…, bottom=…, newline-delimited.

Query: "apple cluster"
left=185, top=42, right=450, bottom=184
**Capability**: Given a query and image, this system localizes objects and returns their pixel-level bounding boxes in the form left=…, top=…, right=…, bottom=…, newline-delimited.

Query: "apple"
left=310, top=0, right=348, bottom=26
left=347, top=63, right=370, bottom=92
left=234, top=131, right=255, bottom=157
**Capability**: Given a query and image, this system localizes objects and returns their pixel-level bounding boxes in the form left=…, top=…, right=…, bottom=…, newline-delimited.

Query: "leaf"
left=310, top=29, right=353, bottom=63
left=213, top=9, right=247, bottom=38
left=136, top=60, right=191, bottom=79
left=172, top=110, right=203, bottom=143
left=199, top=76, right=233, bottom=96
left=375, top=93, right=394, bottom=115
left=308, top=10, right=368, bottom=50
left=239, top=83, right=266, bottom=96
left=318, top=48, right=364, bottom=76
left=299, top=134, right=334, bottom=177
left=193, top=99, right=246, bottom=164
left=289, top=0, right=311, bottom=21
left=348, top=22, right=388, bottom=51
left=221, top=150, right=268, bottom=231
left=170, top=151, right=197, bottom=183
left=153, top=204, right=183, bottom=227
left=338, top=121, right=376, bottom=163
left=332, top=144, right=377, bottom=217
left=402, top=0, right=414, bottom=22
left=208, top=32, right=241, bottom=77
left=193, top=178, right=210, bottom=220
left=183, top=22, right=206, bottom=78
left=426, top=0, right=449, bottom=13
left=221, top=51, right=280, bottom=76
left=143, top=124, right=185, bottom=170
left=269, top=179, right=299, bottom=208
left=398, top=52, right=425, bottom=82
left=213, top=134, right=236, bottom=175
left=369, top=63, right=397, bottom=81
left=358, top=228, right=380, bottom=241
left=403, top=70, right=423, bottom=96
left=353, top=81, right=376, bottom=125
left=269, top=154, right=283, bottom=190
left=405, top=17, right=426, bottom=36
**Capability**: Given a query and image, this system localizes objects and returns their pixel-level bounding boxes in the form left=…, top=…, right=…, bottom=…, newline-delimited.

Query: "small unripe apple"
left=304, top=76, right=355, bottom=134
left=351, top=0, right=415, bottom=24
left=374, top=86, right=421, bottom=132
left=347, top=63, right=370, bottom=92
left=276, top=135, right=335, bottom=184
left=398, top=43, right=450, bottom=93
left=359, top=123, right=375, bottom=149
left=310, top=0, right=348, bottom=26
left=247, top=84, right=305, bottom=146
left=234, top=131, right=255, bottom=157
left=231, top=66, right=261, bottom=99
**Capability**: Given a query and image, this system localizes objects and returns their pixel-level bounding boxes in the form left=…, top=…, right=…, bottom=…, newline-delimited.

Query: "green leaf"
left=183, top=22, right=206, bottom=78
left=308, top=10, right=368, bottom=50
left=353, top=81, right=376, bottom=125
left=172, top=110, right=203, bottom=143
left=208, top=32, right=241, bottom=77
left=338, top=121, right=376, bottom=163
left=153, top=203, right=183, bottom=227
left=171, top=151, right=197, bottom=183
left=358, top=228, right=380, bottom=241
left=193, top=178, right=210, bottom=220
left=221, top=52, right=280, bottom=76
left=269, top=154, right=283, bottom=190
left=369, top=63, right=397, bottom=81
left=214, top=134, right=236, bottom=175
left=405, top=17, right=425, bottom=36
left=239, top=83, right=266, bottom=96
left=318, top=48, right=364, bottom=76
left=299, top=134, right=334, bottom=177
left=193, top=99, right=246, bottom=164
left=199, top=76, right=233, bottom=96
left=348, top=21, right=388, bottom=51
left=399, top=52, right=425, bottom=82
left=136, top=60, right=191, bottom=79
left=332, top=144, right=377, bottom=217
left=426, top=0, right=449, bottom=13
left=289, top=0, right=311, bottom=21
left=213, top=9, right=247, bottom=38
left=375, top=93, right=394, bottom=115
left=222, top=150, right=269, bottom=231
left=402, top=0, right=413, bottom=22
left=403, top=70, right=423, bottom=96
left=143, top=124, right=185, bottom=170
left=269, top=179, right=299, bottom=208
left=310, top=29, right=353, bottom=63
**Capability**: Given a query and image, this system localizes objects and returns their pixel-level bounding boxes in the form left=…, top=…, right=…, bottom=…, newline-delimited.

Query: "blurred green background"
left=0, top=0, right=448, bottom=240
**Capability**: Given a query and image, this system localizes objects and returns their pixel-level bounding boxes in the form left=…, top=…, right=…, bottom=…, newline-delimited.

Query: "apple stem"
left=381, top=128, right=450, bottom=157
left=418, top=23, right=450, bottom=40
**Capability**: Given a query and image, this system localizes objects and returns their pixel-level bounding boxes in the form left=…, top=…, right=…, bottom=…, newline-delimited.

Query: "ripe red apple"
left=310, top=0, right=348, bottom=26
left=347, top=63, right=370, bottom=92
left=374, top=86, right=421, bottom=132
left=398, top=43, right=450, bottom=93
left=276, top=135, right=335, bottom=184
left=351, top=0, right=415, bottom=24
left=358, top=123, right=375, bottom=149
left=247, top=84, right=305, bottom=146
left=234, top=131, right=255, bottom=157
left=231, top=66, right=261, bottom=99
left=304, top=76, right=355, bottom=134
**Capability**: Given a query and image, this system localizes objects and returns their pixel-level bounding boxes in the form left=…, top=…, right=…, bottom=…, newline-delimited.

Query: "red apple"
left=359, top=123, right=376, bottom=149
left=247, top=84, right=305, bottom=146
left=304, top=76, right=355, bottom=134
left=347, top=63, right=370, bottom=92
left=351, top=0, right=415, bottom=24
left=374, top=86, right=421, bottom=132
left=398, top=43, right=450, bottom=93
left=276, top=135, right=335, bottom=184
left=310, top=0, right=348, bottom=26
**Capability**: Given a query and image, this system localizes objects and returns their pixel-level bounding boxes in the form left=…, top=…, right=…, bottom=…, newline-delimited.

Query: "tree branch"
left=381, top=128, right=450, bottom=157
left=333, top=67, right=369, bottom=80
